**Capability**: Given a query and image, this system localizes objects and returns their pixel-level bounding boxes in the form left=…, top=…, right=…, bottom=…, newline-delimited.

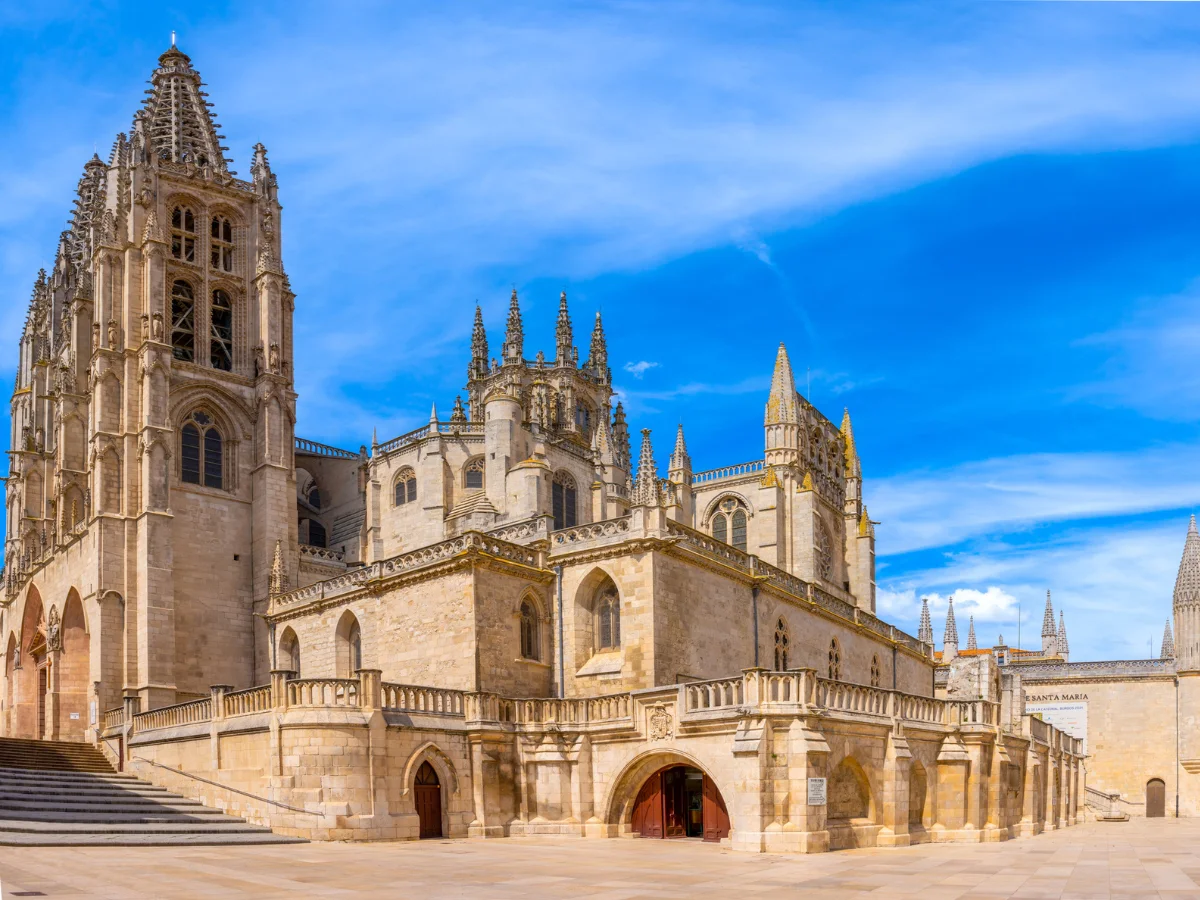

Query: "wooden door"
left=663, top=768, right=688, bottom=838
left=414, top=761, right=443, bottom=838
left=36, top=667, right=47, bottom=740
left=632, top=769, right=663, bottom=838
left=702, top=774, right=730, bottom=842
left=1147, top=779, right=1166, bottom=818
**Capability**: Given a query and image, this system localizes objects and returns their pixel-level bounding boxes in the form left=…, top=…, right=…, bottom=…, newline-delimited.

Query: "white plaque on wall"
left=807, top=777, right=827, bottom=805
left=1026, top=700, right=1088, bottom=753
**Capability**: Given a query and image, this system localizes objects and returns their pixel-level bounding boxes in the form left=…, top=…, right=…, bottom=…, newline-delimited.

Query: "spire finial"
left=1057, top=610, right=1069, bottom=658
left=669, top=423, right=691, bottom=473
left=918, top=597, right=933, bottom=646
left=269, top=539, right=288, bottom=595
left=171, top=30, right=176, bottom=48
left=631, top=428, right=661, bottom=507
left=555, top=290, right=574, bottom=366
left=764, top=342, right=800, bottom=426
left=967, top=616, right=977, bottom=651
left=943, top=598, right=959, bottom=659
left=1041, top=589, right=1057, bottom=654
left=503, top=288, right=523, bottom=365
left=1163, top=617, right=1176, bottom=659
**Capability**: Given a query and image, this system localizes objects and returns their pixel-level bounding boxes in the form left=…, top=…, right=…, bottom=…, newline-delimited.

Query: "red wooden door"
left=414, top=761, right=443, bottom=838
left=632, top=769, right=663, bottom=838
left=702, top=774, right=730, bottom=842
left=663, top=767, right=688, bottom=837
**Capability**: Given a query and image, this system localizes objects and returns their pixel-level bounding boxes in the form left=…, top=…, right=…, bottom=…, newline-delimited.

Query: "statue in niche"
left=91, top=322, right=100, bottom=351
left=107, top=320, right=118, bottom=349
left=268, top=342, right=280, bottom=374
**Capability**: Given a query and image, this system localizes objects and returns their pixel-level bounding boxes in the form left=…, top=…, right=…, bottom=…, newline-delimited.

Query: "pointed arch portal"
left=631, top=764, right=729, bottom=842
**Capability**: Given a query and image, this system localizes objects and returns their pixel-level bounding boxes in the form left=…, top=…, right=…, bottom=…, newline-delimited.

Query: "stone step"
left=0, top=798, right=217, bottom=815
left=0, top=767, right=145, bottom=785
left=0, top=810, right=246, bottom=824
left=0, top=831, right=307, bottom=846
left=0, top=818, right=276, bottom=835
left=0, top=785, right=173, bottom=800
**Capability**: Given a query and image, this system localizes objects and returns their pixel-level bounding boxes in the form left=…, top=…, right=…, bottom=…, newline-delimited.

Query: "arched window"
left=464, top=458, right=484, bottom=491
left=171, top=206, right=196, bottom=262
left=336, top=612, right=362, bottom=678
left=210, top=216, right=234, bottom=272
left=520, top=599, right=540, bottom=661
left=828, top=637, right=842, bottom=681
left=171, top=280, right=195, bottom=362
left=307, top=485, right=321, bottom=509
left=870, top=655, right=881, bottom=688
left=710, top=497, right=748, bottom=552
left=210, top=289, right=233, bottom=371
left=597, top=583, right=621, bottom=650
left=574, top=403, right=591, bottom=433
left=181, top=410, right=223, bottom=489
left=552, top=471, right=577, bottom=530
left=303, top=518, right=327, bottom=548
left=394, top=468, right=417, bottom=506
left=774, top=618, right=789, bottom=671
left=279, top=627, right=300, bottom=675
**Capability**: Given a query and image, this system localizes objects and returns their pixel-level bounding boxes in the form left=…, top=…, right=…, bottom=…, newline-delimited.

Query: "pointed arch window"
left=710, top=497, right=748, bottom=552
left=171, top=206, right=196, bottom=262
left=464, top=457, right=484, bottom=491
left=210, top=216, right=234, bottom=272
left=181, top=410, right=223, bottom=489
left=774, top=618, right=790, bottom=671
left=520, top=599, right=540, bottom=661
left=210, top=289, right=233, bottom=371
left=870, top=655, right=881, bottom=687
left=597, top=584, right=621, bottom=650
left=336, top=613, right=362, bottom=678
left=171, top=281, right=195, bottom=362
left=828, top=637, right=842, bottom=682
left=552, top=471, right=577, bottom=530
left=394, top=468, right=417, bottom=506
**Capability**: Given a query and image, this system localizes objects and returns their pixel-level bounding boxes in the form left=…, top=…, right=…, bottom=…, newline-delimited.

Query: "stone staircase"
left=0, top=737, right=306, bottom=845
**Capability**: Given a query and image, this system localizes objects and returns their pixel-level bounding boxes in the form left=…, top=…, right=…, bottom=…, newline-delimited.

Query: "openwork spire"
left=1174, top=515, right=1200, bottom=609
left=841, top=408, right=861, bottom=478
left=502, top=289, right=523, bottom=365
left=269, top=540, right=288, bottom=595
left=918, top=598, right=933, bottom=645
left=612, top=402, right=631, bottom=470
left=1163, top=618, right=1176, bottom=659
left=470, top=304, right=488, bottom=378
left=764, top=342, right=800, bottom=425
left=135, top=46, right=229, bottom=173
left=967, top=616, right=977, bottom=651
left=588, top=311, right=608, bottom=380
left=944, top=598, right=959, bottom=646
left=555, top=291, right=573, bottom=366
left=669, top=423, right=691, bottom=473
left=1041, top=590, right=1056, bottom=641
left=1057, top=610, right=1069, bottom=656
left=631, top=428, right=660, bottom=507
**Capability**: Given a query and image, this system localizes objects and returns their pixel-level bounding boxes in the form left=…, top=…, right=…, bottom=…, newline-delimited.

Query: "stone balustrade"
left=224, top=685, right=273, bottom=717
left=101, top=706, right=124, bottom=732
left=287, top=678, right=360, bottom=708
left=684, top=677, right=745, bottom=712
left=132, top=697, right=212, bottom=733
left=487, top=515, right=552, bottom=545
left=381, top=683, right=465, bottom=716
left=299, top=544, right=346, bottom=563
left=375, top=421, right=485, bottom=455
left=550, top=517, right=631, bottom=548
left=295, top=437, right=359, bottom=459
left=691, top=459, right=765, bottom=485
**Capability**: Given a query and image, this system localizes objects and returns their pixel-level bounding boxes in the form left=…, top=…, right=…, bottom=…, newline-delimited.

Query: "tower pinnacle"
left=631, top=429, right=660, bottom=508
left=1041, top=590, right=1056, bottom=655
left=967, top=616, right=977, bottom=651
left=918, top=598, right=933, bottom=646
left=502, top=289, right=523, bottom=365
left=944, top=598, right=959, bottom=662
left=555, top=291, right=574, bottom=367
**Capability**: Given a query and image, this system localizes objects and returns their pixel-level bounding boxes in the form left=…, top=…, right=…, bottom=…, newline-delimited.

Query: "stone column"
left=877, top=728, right=912, bottom=847
left=933, top=733, right=969, bottom=840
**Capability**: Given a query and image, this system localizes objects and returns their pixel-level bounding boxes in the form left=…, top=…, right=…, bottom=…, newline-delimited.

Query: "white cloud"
left=623, top=361, right=659, bottom=379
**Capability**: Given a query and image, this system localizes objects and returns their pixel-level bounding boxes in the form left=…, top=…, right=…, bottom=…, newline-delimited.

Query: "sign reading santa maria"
left=1026, top=694, right=1088, bottom=753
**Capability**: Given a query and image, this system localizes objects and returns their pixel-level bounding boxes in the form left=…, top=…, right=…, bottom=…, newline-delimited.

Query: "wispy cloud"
left=623, top=360, right=659, bottom=379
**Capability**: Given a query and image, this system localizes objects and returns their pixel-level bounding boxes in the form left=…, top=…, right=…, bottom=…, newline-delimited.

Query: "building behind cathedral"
left=9, top=43, right=1174, bottom=849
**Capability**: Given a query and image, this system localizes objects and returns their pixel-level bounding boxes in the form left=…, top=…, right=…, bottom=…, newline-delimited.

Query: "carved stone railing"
left=665, top=519, right=755, bottom=569
left=691, top=460, right=765, bottom=485
left=461, top=691, right=631, bottom=726
left=295, top=437, right=359, bottom=459
left=551, top=517, right=631, bottom=548
left=381, top=683, right=465, bottom=716
left=945, top=699, right=998, bottom=727
left=684, top=677, right=745, bottom=712
left=299, top=544, right=346, bottom=563
left=897, top=694, right=944, bottom=724
left=287, top=678, right=360, bottom=708
left=375, top=422, right=485, bottom=455
left=488, top=515, right=552, bottom=545
left=272, top=532, right=544, bottom=612
left=1013, top=658, right=1177, bottom=679
left=224, top=685, right=273, bottom=717
left=101, top=706, right=125, bottom=731
left=817, top=680, right=892, bottom=717
left=133, top=697, right=212, bottom=733
left=1025, top=714, right=1050, bottom=743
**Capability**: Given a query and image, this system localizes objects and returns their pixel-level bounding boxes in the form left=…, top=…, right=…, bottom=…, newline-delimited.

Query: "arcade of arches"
left=4, top=587, right=91, bottom=743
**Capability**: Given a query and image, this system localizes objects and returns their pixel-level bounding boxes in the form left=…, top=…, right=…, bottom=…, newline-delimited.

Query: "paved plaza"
left=2, top=820, right=1200, bottom=899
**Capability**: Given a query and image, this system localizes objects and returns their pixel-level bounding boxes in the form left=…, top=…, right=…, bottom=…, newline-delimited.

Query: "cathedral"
left=0, top=45, right=1091, bottom=849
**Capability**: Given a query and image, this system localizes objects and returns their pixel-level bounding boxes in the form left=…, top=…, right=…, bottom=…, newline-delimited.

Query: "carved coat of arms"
left=648, top=704, right=673, bottom=741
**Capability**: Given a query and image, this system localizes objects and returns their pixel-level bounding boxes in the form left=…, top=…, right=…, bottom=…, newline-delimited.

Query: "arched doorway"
left=1147, top=778, right=1166, bottom=818
left=414, top=761, right=443, bottom=838
left=631, top=764, right=729, bottom=842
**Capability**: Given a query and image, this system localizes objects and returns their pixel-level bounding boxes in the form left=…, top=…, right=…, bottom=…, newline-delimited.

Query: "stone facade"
left=1, top=45, right=1086, bottom=852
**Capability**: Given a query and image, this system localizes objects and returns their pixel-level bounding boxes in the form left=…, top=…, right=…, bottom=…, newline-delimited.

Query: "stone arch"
left=16, top=586, right=45, bottom=739
left=168, top=384, right=254, bottom=442
left=335, top=609, right=362, bottom=678
left=278, top=626, right=301, bottom=676
left=4, top=631, right=17, bottom=736
left=57, top=589, right=89, bottom=741
left=909, top=759, right=929, bottom=829
left=603, top=747, right=732, bottom=834
left=517, top=591, right=546, bottom=662
left=826, top=754, right=878, bottom=849
left=97, top=447, right=121, bottom=514
left=62, top=413, right=86, bottom=471
left=700, top=491, right=753, bottom=524
left=1147, top=777, right=1166, bottom=818
left=400, top=740, right=461, bottom=797
left=573, top=567, right=622, bottom=657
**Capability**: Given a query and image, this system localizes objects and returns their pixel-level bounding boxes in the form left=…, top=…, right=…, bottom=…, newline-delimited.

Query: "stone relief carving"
left=648, top=704, right=673, bottom=741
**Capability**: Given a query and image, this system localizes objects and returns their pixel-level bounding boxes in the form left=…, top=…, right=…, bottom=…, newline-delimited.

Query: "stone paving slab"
left=1, top=819, right=1199, bottom=899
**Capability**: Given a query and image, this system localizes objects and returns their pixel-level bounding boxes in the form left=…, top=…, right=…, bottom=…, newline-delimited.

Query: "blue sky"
left=4, top=1, right=1200, bottom=661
